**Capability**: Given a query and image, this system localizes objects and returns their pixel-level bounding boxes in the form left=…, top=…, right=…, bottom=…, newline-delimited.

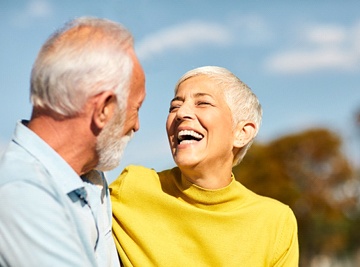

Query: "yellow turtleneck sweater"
left=110, top=165, right=298, bottom=267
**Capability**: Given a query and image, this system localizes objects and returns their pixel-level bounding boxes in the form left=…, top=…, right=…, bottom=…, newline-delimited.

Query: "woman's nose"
left=176, top=103, right=194, bottom=121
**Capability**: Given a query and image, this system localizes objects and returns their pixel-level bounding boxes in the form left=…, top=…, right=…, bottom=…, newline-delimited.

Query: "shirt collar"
left=13, top=120, right=85, bottom=195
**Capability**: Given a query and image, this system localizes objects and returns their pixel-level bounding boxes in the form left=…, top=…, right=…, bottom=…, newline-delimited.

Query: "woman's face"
left=166, top=75, right=236, bottom=170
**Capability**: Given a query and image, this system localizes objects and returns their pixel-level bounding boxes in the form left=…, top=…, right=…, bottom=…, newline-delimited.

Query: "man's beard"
left=95, top=112, right=133, bottom=171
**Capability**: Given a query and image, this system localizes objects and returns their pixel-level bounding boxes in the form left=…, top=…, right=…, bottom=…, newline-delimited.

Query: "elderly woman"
left=110, top=66, right=299, bottom=266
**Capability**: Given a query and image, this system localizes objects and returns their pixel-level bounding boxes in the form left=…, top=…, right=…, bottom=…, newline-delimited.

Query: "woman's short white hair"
left=30, top=16, right=134, bottom=117
left=175, top=66, right=263, bottom=166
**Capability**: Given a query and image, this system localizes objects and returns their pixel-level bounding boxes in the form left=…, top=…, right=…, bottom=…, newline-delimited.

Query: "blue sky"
left=1, top=0, right=360, bottom=182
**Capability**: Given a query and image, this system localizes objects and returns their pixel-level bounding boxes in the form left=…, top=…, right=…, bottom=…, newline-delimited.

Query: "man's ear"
left=92, top=91, right=117, bottom=129
left=233, top=121, right=256, bottom=148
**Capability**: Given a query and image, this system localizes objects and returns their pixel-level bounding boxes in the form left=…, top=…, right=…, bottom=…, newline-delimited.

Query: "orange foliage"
left=233, top=128, right=358, bottom=265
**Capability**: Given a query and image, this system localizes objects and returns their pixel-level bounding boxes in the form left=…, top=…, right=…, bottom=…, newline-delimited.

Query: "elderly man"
left=0, top=17, right=145, bottom=266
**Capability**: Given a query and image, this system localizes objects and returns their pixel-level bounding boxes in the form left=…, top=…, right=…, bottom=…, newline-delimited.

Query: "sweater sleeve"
left=272, top=207, right=299, bottom=267
left=109, top=166, right=130, bottom=250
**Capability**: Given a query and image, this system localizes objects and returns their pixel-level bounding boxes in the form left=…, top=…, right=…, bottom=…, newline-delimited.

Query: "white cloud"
left=264, top=22, right=360, bottom=74
left=305, top=25, right=347, bottom=45
left=28, top=0, right=52, bottom=18
left=11, top=0, right=53, bottom=28
left=266, top=48, right=356, bottom=74
left=229, top=14, right=273, bottom=45
left=136, top=21, right=233, bottom=61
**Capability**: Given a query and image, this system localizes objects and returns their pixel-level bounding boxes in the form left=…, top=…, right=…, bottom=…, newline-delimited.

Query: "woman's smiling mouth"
left=177, top=130, right=204, bottom=145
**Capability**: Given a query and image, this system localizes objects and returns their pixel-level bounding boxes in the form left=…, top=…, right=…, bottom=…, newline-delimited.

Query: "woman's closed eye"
left=197, top=101, right=214, bottom=107
left=169, top=103, right=181, bottom=112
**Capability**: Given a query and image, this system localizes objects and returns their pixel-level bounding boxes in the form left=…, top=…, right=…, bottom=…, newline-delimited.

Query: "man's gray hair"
left=30, top=16, right=134, bottom=116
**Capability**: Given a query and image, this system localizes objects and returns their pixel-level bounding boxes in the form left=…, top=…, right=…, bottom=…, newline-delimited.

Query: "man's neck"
left=28, top=110, right=97, bottom=176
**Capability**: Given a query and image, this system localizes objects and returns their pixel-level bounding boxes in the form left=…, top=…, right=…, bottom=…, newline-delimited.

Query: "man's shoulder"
left=0, top=141, right=49, bottom=185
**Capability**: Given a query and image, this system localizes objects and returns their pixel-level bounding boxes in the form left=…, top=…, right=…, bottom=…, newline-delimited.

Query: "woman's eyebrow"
left=194, top=92, right=214, bottom=98
left=170, top=96, right=184, bottom=102
left=171, top=92, right=215, bottom=102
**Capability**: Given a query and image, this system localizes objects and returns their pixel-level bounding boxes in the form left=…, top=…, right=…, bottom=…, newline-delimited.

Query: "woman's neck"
left=180, top=166, right=233, bottom=190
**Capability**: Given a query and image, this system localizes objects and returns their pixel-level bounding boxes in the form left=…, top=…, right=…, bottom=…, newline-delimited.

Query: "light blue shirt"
left=0, top=121, right=120, bottom=267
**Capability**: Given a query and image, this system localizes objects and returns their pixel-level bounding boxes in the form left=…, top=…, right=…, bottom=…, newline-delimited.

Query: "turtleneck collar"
left=170, top=167, right=249, bottom=212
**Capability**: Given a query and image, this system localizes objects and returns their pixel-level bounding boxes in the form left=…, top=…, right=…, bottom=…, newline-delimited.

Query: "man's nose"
left=133, top=117, right=140, bottom=132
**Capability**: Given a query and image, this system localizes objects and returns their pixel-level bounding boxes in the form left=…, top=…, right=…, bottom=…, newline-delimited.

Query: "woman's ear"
left=233, top=121, right=256, bottom=148
left=92, top=91, right=117, bottom=129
